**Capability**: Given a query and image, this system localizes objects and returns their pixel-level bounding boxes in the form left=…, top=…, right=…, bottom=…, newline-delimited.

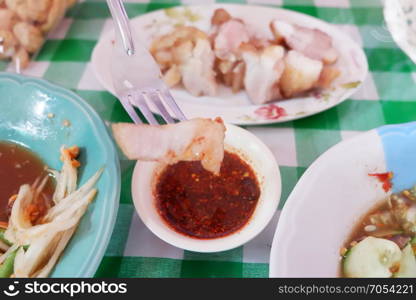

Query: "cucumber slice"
left=343, top=237, right=401, bottom=278
left=394, top=244, right=416, bottom=278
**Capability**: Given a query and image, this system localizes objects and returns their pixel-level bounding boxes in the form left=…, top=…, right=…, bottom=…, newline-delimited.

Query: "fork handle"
left=106, top=0, right=135, bottom=56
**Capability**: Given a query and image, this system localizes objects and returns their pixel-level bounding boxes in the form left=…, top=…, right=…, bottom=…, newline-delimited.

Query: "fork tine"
left=120, top=95, right=142, bottom=124
left=131, top=93, right=159, bottom=125
left=160, top=90, right=186, bottom=121
left=148, top=92, right=174, bottom=124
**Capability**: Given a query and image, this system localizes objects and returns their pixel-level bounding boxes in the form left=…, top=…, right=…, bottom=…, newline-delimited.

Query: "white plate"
left=269, top=122, right=416, bottom=277
left=131, top=124, right=281, bottom=252
left=384, top=0, right=416, bottom=64
left=92, top=4, right=368, bottom=125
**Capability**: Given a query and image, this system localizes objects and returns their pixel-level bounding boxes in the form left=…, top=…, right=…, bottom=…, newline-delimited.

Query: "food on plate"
left=211, top=8, right=231, bottom=27
left=12, top=46, right=30, bottom=69
left=13, top=22, right=44, bottom=54
left=211, top=12, right=260, bottom=95
left=10, top=0, right=50, bottom=23
left=241, top=44, right=285, bottom=104
left=0, top=142, right=102, bottom=278
left=112, top=118, right=226, bottom=175
left=155, top=151, right=260, bottom=239
left=270, top=20, right=338, bottom=64
left=0, top=30, right=17, bottom=59
left=178, top=37, right=217, bottom=96
left=316, top=66, right=341, bottom=89
left=40, top=0, right=68, bottom=32
left=149, top=8, right=341, bottom=104
left=369, top=172, right=393, bottom=193
left=0, top=0, right=77, bottom=70
left=341, top=182, right=416, bottom=278
left=150, top=26, right=217, bottom=96
left=343, top=237, right=402, bottom=278
left=280, top=50, right=323, bottom=98
left=0, top=9, right=15, bottom=31
left=212, top=18, right=250, bottom=61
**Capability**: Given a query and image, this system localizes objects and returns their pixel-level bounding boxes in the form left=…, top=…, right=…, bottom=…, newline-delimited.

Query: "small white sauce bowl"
left=131, top=124, right=281, bottom=252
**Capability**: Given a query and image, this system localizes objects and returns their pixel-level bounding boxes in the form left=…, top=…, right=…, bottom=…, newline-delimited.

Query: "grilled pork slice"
left=241, top=44, right=285, bottom=104
left=280, top=50, right=323, bottom=98
left=212, top=18, right=250, bottom=93
left=211, top=8, right=232, bottom=27
left=213, top=19, right=250, bottom=61
left=150, top=26, right=206, bottom=70
left=270, top=20, right=338, bottom=64
left=179, top=38, right=217, bottom=96
left=150, top=26, right=217, bottom=96
left=316, top=66, right=341, bottom=89
left=112, top=118, right=226, bottom=175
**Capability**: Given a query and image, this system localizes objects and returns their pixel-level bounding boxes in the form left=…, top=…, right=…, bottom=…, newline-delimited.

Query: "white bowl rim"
left=131, top=123, right=281, bottom=252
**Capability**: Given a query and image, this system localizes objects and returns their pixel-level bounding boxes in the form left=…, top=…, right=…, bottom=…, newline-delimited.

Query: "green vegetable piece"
left=0, top=249, right=17, bottom=278
left=343, top=237, right=401, bottom=278
left=165, top=8, right=181, bottom=19
left=0, top=229, right=11, bottom=246
left=340, top=81, right=361, bottom=89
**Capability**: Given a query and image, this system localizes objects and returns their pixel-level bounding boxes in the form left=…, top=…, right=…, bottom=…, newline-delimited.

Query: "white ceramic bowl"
left=131, top=124, right=281, bottom=252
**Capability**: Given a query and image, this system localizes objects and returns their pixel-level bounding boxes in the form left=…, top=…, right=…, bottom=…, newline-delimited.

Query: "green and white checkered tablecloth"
left=2, top=0, right=415, bottom=278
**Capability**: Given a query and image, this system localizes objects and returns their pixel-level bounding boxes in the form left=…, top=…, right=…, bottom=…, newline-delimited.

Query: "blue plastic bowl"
left=0, top=72, right=120, bottom=277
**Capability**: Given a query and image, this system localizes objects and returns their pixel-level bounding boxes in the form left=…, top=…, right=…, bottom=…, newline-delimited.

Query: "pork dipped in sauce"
left=112, top=118, right=261, bottom=239
left=112, top=118, right=225, bottom=175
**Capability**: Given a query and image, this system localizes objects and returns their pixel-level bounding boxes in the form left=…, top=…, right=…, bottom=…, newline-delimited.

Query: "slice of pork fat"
left=280, top=50, right=323, bottom=98
left=241, top=44, right=285, bottom=104
left=112, top=118, right=226, bottom=175
left=270, top=20, right=338, bottom=65
left=180, top=38, right=217, bottom=97
left=213, top=19, right=250, bottom=61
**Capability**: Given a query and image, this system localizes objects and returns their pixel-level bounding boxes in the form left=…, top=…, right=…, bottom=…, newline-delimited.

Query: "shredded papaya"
left=67, top=146, right=80, bottom=158
left=60, top=146, right=81, bottom=168
left=71, top=160, right=81, bottom=168
left=8, top=194, right=17, bottom=206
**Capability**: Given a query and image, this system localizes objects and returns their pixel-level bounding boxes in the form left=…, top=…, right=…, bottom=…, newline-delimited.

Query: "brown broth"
left=340, top=194, right=416, bottom=277
left=343, top=201, right=396, bottom=248
left=0, top=141, right=55, bottom=223
left=339, top=201, right=389, bottom=277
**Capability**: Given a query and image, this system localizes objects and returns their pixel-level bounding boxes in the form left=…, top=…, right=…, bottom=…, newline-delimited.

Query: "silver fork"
left=106, top=0, right=186, bottom=125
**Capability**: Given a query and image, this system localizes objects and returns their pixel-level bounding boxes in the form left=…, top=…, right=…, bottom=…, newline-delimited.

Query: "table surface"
left=2, top=0, right=414, bottom=278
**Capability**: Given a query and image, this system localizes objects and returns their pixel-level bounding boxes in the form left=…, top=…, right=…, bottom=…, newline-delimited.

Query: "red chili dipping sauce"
left=155, top=151, right=261, bottom=239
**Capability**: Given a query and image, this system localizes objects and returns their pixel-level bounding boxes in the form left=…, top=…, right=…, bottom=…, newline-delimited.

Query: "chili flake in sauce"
left=155, top=151, right=260, bottom=239
left=368, top=172, right=393, bottom=193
